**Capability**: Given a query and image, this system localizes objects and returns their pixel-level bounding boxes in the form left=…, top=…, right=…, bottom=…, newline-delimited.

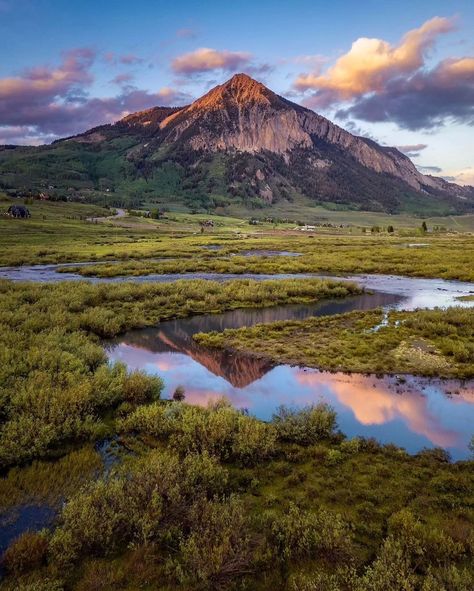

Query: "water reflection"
left=109, top=343, right=474, bottom=460
left=108, top=292, right=400, bottom=387
left=108, top=291, right=474, bottom=460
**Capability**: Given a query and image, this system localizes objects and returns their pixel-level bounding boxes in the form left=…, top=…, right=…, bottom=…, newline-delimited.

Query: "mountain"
left=1, top=73, right=473, bottom=214
left=121, top=325, right=274, bottom=389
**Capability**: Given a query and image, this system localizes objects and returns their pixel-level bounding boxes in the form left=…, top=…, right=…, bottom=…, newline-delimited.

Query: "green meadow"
left=0, top=197, right=473, bottom=590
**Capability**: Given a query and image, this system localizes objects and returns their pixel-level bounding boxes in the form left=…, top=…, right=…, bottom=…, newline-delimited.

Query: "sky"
left=0, top=0, right=473, bottom=184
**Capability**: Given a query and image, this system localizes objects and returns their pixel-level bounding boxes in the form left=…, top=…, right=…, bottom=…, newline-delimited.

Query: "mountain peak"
left=187, top=72, right=282, bottom=112
left=226, top=72, right=259, bottom=85
left=224, top=72, right=265, bottom=91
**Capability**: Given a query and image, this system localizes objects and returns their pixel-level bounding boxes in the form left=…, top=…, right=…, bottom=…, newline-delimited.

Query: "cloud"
left=415, top=165, right=474, bottom=186
left=119, top=53, right=144, bottom=65
left=293, top=17, right=474, bottom=130
left=0, top=48, right=190, bottom=144
left=104, top=52, right=144, bottom=66
left=396, top=143, right=428, bottom=157
left=397, top=143, right=428, bottom=154
left=294, top=371, right=460, bottom=448
left=0, top=125, right=57, bottom=145
left=176, top=27, right=197, bottom=39
left=341, top=120, right=379, bottom=141
left=295, top=17, right=455, bottom=103
left=0, top=48, right=95, bottom=104
left=246, top=63, right=274, bottom=77
left=172, top=47, right=251, bottom=74
left=335, top=56, right=474, bottom=130
left=445, top=166, right=474, bottom=186
left=111, top=73, right=135, bottom=86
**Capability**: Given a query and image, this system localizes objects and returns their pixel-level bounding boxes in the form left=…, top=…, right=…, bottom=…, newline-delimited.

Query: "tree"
left=172, top=385, right=186, bottom=402
left=387, top=225, right=394, bottom=233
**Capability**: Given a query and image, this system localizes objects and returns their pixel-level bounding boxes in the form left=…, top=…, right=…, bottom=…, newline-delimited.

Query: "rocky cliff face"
left=120, top=73, right=451, bottom=195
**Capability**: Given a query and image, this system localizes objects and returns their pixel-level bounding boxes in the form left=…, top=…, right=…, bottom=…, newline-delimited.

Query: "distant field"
left=225, top=198, right=474, bottom=231
left=1, top=197, right=474, bottom=282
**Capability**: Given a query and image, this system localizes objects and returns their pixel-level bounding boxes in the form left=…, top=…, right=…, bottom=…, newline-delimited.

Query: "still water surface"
left=107, top=285, right=474, bottom=461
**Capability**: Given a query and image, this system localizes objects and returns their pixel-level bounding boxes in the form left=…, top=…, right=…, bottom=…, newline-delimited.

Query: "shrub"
left=171, top=496, right=259, bottom=587
left=355, top=537, right=416, bottom=591
left=49, top=450, right=228, bottom=567
left=339, top=437, right=362, bottom=455
left=2, top=579, right=64, bottom=591
left=118, top=401, right=171, bottom=437
left=325, top=449, right=344, bottom=466
left=269, top=503, right=351, bottom=563
left=272, top=404, right=337, bottom=445
left=421, top=566, right=474, bottom=591
left=289, top=569, right=356, bottom=591
left=122, top=371, right=163, bottom=404
left=120, top=400, right=276, bottom=464
left=387, top=509, right=465, bottom=569
left=2, top=531, right=49, bottom=575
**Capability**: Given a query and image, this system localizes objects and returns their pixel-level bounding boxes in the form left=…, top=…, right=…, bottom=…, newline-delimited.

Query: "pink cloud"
left=104, top=52, right=144, bottom=66
left=172, top=47, right=251, bottom=74
left=295, top=371, right=461, bottom=448
left=0, top=49, right=190, bottom=144
left=119, top=53, right=144, bottom=65
left=294, top=17, right=455, bottom=101
left=111, top=73, right=135, bottom=86
left=396, top=144, right=428, bottom=154
left=293, top=17, right=474, bottom=130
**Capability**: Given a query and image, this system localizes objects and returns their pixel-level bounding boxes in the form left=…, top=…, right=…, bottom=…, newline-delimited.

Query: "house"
left=7, top=205, right=31, bottom=219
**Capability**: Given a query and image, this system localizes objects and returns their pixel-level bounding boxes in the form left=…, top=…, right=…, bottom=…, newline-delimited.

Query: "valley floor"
left=0, top=197, right=473, bottom=590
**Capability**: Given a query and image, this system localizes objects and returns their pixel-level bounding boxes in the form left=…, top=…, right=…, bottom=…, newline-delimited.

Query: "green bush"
left=120, top=400, right=276, bottom=465
left=122, top=371, right=163, bottom=404
left=49, top=450, right=228, bottom=567
left=355, top=537, right=416, bottom=591
left=272, top=404, right=337, bottom=445
left=289, top=568, right=356, bottom=591
left=269, top=503, right=352, bottom=563
left=171, top=496, right=259, bottom=587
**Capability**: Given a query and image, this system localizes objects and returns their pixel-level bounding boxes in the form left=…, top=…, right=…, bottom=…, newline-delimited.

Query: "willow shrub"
left=1, top=531, right=49, bottom=576
left=170, top=496, right=260, bottom=588
left=119, top=399, right=277, bottom=465
left=49, top=450, right=228, bottom=568
left=119, top=400, right=338, bottom=463
left=269, top=503, right=352, bottom=564
left=272, top=404, right=338, bottom=445
left=0, top=364, right=162, bottom=468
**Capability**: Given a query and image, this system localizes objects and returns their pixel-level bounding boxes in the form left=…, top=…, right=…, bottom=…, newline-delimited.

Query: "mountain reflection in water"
left=108, top=292, right=474, bottom=459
